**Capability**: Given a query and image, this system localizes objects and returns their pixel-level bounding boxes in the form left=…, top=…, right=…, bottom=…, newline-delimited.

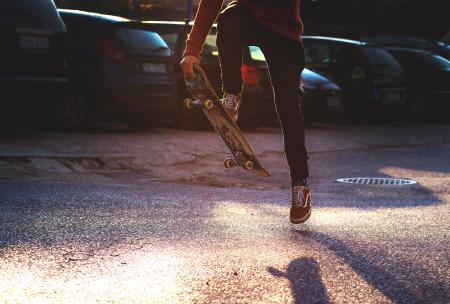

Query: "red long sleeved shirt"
left=183, top=0, right=303, bottom=58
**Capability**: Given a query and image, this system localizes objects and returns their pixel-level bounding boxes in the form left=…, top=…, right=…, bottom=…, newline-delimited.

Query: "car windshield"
left=115, top=28, right=169, bottom=53
left=0, top=0, right=64, bottom=30
left=362, top=47, right=402, bottom=68
left=422, top=54, right=450, bottom=71
left=158, top=33, right=178, bottom=50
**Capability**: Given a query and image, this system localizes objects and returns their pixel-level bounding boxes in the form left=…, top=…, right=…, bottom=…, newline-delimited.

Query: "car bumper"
left=0, top=75, right=68, bottom=110
left=375, top=87, right=407, bottom=108
left=99, top=89, right=176, bottom=118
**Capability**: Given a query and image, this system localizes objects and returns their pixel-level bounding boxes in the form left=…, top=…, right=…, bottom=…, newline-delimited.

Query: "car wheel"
left=54, top=92, right=94, bottom=131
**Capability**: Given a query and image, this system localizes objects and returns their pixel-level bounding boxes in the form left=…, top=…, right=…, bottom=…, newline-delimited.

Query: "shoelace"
left=292, top=188, right=307, bottom=208
left=222, top=95, right=240, bottom=110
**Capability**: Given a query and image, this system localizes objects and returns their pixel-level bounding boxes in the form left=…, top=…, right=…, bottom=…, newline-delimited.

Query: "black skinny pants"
left=216, top=4, right=309, bottom=184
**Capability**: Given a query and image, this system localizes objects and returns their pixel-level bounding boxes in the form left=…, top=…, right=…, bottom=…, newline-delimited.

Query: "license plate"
left=19, top=35, right=49, bottom=50
left=326, top=97, right=341, bottom=107
left=385, top=92, right=404, bottom=104
left=141, top=63, right=166, bottom=73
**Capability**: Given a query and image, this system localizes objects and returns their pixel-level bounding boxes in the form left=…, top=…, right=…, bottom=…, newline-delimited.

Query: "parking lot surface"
left=0, top=123, right=449, bottom=303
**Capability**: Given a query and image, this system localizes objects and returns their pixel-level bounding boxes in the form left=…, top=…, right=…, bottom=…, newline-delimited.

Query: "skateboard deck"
left=184, top=64, right=269, bottom=177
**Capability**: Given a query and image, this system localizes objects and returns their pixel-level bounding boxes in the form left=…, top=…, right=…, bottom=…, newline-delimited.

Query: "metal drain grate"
left=336, top=177, right=417, bottom=185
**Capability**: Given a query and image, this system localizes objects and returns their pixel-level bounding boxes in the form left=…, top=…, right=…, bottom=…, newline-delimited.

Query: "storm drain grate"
left=336, top=177, right=417, bottom=185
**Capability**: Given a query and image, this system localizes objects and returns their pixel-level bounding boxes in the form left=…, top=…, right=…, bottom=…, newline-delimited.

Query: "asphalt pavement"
left=0, top=124, right=449, bottom=303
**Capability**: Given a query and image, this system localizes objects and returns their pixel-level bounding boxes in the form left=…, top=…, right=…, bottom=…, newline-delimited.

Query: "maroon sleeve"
left=183, top=0, right=224, bottom=58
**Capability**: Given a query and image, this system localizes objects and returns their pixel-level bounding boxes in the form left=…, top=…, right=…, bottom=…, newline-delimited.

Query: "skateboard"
left=184, top=64, right=270, bottom=177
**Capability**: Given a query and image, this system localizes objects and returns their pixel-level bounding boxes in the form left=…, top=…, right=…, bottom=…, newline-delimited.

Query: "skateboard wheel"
left=204, top=99, right=214, bottom=110
left=244, top=160, right=254, bottom=171
left=224, top=158, right=234, bottom=169
left=184, top=98, right=194, bottom=109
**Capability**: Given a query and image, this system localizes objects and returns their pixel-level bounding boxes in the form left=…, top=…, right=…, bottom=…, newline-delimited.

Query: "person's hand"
left=180, top=55, right=200, bottom=76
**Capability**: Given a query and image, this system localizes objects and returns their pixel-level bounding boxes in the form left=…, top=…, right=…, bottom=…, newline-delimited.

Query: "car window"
left=389, top=51, right=420, bottom=74
left=423, top=54, right=450, bottom=71
left=361, top=47, right=403, bottom=74
left=115, top=28, right=169, bottom=52
left=159, top=33, right=178, bottom=50
left=304, top=43, right=337, bottom=68
left=204, top=34, right=218, bottom=56
left=0, top=0, right=64, bottom=31
left=362, top=47, right=401, bottom=68
left=249, top=46, right=266, bottom=61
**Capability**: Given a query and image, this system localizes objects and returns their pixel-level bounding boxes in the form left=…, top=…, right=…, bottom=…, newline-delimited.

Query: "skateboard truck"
left=184, top=98, right=214, bottom=110
left=183, top=64, right=269, bottom=177
left=224, top=154, right=254, bottom=171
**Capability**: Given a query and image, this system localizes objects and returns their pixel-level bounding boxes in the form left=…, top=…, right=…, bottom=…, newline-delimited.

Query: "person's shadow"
left=268, top=257, right=331, bottom=304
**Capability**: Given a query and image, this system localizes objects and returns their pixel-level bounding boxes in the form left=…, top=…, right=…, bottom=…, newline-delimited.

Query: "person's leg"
left=216, top=4, right=261, bottom=95
left=260, top=36, right=309, bottom=185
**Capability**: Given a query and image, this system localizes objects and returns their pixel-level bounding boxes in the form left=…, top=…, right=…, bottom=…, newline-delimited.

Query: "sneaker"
left=220, top=93, right=242, bottom=122
left=290, top=185, right=312, bottom=224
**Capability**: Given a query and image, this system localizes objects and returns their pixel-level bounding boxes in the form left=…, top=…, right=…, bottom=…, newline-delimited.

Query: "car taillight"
left=241, top=64, right=260, bottom=85
left=96, top=34, right=125, bottom=64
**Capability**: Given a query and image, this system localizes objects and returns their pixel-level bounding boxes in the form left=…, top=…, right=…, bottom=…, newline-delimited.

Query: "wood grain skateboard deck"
left=184, top=64, right=269, bottom=177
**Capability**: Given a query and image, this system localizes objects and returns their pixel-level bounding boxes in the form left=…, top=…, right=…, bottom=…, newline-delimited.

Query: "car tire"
left=54, top=92, right=95, bottom=131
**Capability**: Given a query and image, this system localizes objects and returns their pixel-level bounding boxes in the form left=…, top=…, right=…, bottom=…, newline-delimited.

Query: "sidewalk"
left=0, top=124, right=449, bottom=189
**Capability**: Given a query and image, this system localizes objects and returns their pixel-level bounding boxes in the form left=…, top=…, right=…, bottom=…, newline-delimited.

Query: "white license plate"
left=326, top=97, right=341, bottom=107
left=141, top=63, right=166, bottom=73
left=19, top=35, right=49, bottom=50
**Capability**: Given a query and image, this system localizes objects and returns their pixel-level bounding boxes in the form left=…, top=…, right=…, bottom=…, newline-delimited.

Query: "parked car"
left=300, top=68, right=342, bottom=124
left=302, top=36, right=407, bottom=122
left=0, top=0, right=68, bottom=125
left=58, top=10, right=177, bottom=130
left=245, top=45, right=343, bottom=126
left=145, top=21, right=341, bottom=128
left=385, top=47, right=450, bottom=121
left=362, top=35, right=450, bottom=61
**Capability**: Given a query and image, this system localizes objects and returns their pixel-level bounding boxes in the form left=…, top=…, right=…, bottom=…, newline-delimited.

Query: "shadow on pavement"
left=296, top=230, right=448, bottom=304
left=267, top=257, right=330, bottom=304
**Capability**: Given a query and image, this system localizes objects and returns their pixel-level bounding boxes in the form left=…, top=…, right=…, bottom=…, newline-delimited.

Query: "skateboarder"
left=180, top=0, right=311, bottom=223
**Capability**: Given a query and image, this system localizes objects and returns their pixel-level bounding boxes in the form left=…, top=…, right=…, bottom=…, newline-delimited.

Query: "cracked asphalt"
left=0, top=123, right=449, bottom=303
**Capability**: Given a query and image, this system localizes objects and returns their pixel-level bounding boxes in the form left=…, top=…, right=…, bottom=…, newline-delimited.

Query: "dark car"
left=145, top=21, right=342, bottom=128
left=248, top=46, right=342, bottom=126
left=0, top=0, right=67, bottom=124
left=57, top=10, right=176, bottom=130
left=385, top=47, right=450, bottom=121
left=300, top=68, right=342, bottom=124
left=302, top=36, right=407, bottom=122
left=362, top=35, right=450, bottom=61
